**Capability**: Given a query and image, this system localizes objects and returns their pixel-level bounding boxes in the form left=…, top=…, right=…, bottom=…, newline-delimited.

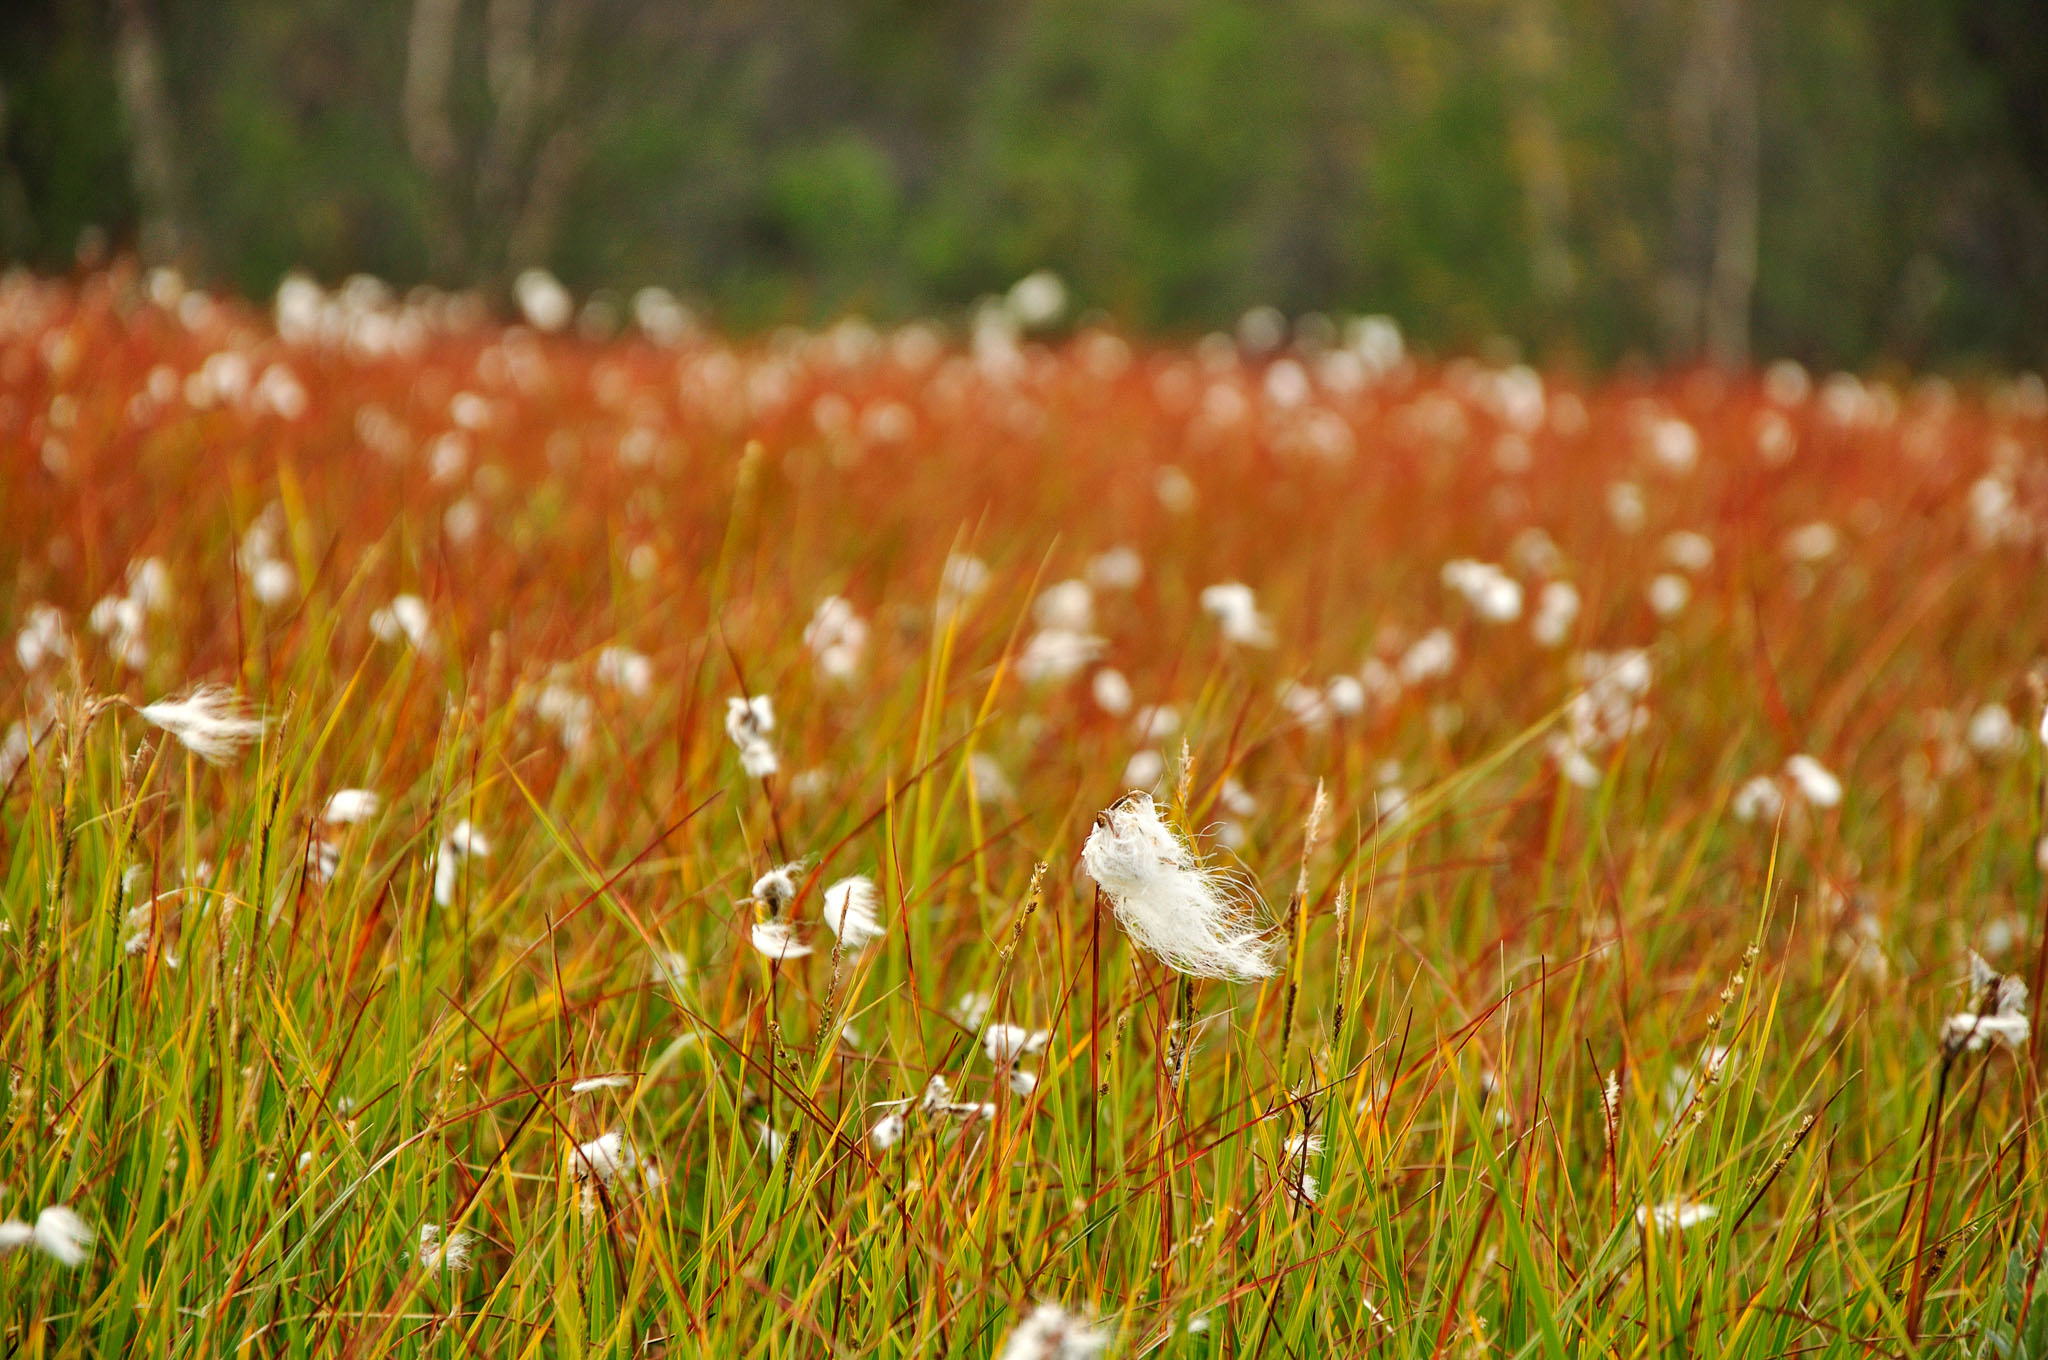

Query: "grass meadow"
left=5, top=267, right=2048, bottom=1357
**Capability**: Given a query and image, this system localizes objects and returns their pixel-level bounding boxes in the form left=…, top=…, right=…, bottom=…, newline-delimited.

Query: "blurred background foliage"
left=2, top=0, right=2046, bottom=368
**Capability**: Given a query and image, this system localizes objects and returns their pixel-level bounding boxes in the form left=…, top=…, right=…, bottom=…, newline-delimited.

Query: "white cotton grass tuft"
left=136, top=686, right=268, bottom=765
left=1277, top=1131, right=1324, bottom=1207
left=1943, top=952, right=2031, bottom=1054
left=725, top=694, right=779, bottom=778
left=322, top=788, right=381, bottom=825
left=869, top=1110, right=909, bottom=1150
left=1530, top=580, right=1580, bottom=648
left=1016, top=627, right=1106, bottom=685
left=1034, top=579, right=1095, bottom=632
left=1397, top=627, right=1458, bottom=685
left=804, top=595, right=869, bottom=681
left=1085, top=545, right=1144, bottom=591
left=996, top=1300, right=1112, bottom=1360
left=1081, top=792, right=1278, bottom=981
left=981, top=1022, right=1051, bottom=1066
left=1636, top=1200, right=1717, bottom=1232
left=951, top=991, right=994, bottom=1030
left=431, top=819, right=490, bottom=906
left=1730, top=775, right=1785, bottom=824
left=1966, top=702, right=2021, bottom=758
left=750, top=918, right=813, bottom=960
left=566, top=1131, right=661, bottom=1191
left=369, top=593, right=434, bottom=652
left=0, top=1205, right=94, bottom=1266
left=751, top=862, right=804, bottom=913
left=820, top=875, right=886, bottom=951
left=1091, top=667, right=1134, bottom=716
left=1783, top=754, right=1843, bottom=808
left=416, top=1222, right=474, bottom=1274
left=937, top=552, right=991, bottom=620
left=1200, top=582, right=1276, bottom=648
left=570, top=1074, right=635, bottom=1094
left=1441, top=559, right=1524, bottom=623
left=595, top=645, right=654, bottom=697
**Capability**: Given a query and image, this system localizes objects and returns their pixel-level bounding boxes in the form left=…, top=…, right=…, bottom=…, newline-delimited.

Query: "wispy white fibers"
left=0, top=1205, right=93, bottom=1266
left=1530, top=581, right=1580, bottom=648
left=1944, top=952, right=2031, bottom=1054
left=725, top=694, right=779, bottom=777
left=996, top=1301, right=1111, bottom=1360
left=432, top=819, right=490, bottom=906
left=804, top=595, right=869, bottom=681
left=595, top=645, right=654, bottom=697
left=369, top=593, right=434, bottom=652
left=1730, top=775, right=1785, bottom=824
left=1016, top=627, right=1105, bottom=684
left=748, top=864, right=814, bottom=959
left=321, top=788, right=381, bottom=824
left=1441, top=559, right=1523, bottom=622
left=565, top=1130, right=662, bottom=1220
left=821, top=875, right=885, bottom=951
left=1081, top=793, right=1278, bottom=981
left=869, top=1109, right=908, bottom=1150
left=750, top=920, right=811, bottom=959
left=136, top=685, right=268, bottom=764
left=1636, top=1200, right=1717, bottom=1232
left=416, top=1222, right=474, bottom=1273
left=1783, top=754, right=1843, bottom=808
left=982, top=1022, right=1050, bottom=1066
left=1200, top=582, right=1276, bottom=648
left=1277, top=1131, right=1324, bottom=1207
left=570, top=1074, right=635, bottom=1094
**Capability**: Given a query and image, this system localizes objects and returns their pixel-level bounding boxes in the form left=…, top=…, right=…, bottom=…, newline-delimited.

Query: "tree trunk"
left=112, top=0, right=190, bottom=267
left=404, top=0, right=467, bottom=272
left=1506, top=0, right=1576, bottom=304
left=1704, top=0, right=1758, bottom=367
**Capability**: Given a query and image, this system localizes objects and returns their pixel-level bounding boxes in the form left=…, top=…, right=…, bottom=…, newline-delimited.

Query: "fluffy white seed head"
left=566, top=1130, right=659, bottom=1190
left=1636, top=1200, right=1717, bottom=1232
left=0, top=1206, right=93, bottom=1266
left=417, top=1222, right=474, bottom=1274
left=997, top=1301, right=1111, bottom=1360
left=1085, top=546, right=1143, bottom=591
left=1730, top=774, right=1785, bottom=824
left=726, top=695, right=780, bottom=777
left=595, top=645, right=654, bottom=697
left=1091, top=667, right=1134, bottom=716
left=725, top=694, right=774, bottom=740
left=1200, top=582, right=1276, bottom=648
left=1784, top=754, right=1843, bottom=808
left=982, top=1022, right=1051, bottom=1066
left=1277, top=1131, right=1324, bottom=1207
left=751, top=863, right=804, bottom=915
left=136, top=686, right=268, bottom=765
left=432, top=819, right=490, bottom=906
left=750, top=919, right=812, bottom=960
left=1081, top=793, right=1278, bottom=980
left=369, top=594, right=434, bottom=651
left=804, top=596, right=869, bottom=681
left=1016, top=628, right=1106, bottom=684
left=1531, top=580, right=1581, bottom=648
left=821, top=875, right=885, bottom=950
left=870, top=1110, right=908, bottom=1150
left=570, top=1074, right=635, bottom=1094
left=1945, top=1011, right=2030, bottom=1052
left=1034, top=579, right=1095, bottom=632
left=322, top=788, right=381, bottom=824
